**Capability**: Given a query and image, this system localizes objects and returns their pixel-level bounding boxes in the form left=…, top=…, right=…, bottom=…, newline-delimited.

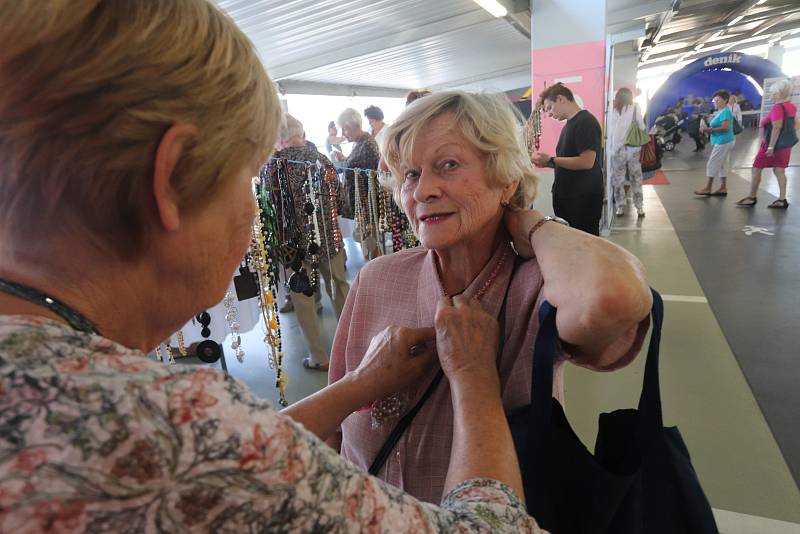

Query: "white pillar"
left=767, top=45, right=785, bottom=69
left=613, top=41, right=639, bottom=92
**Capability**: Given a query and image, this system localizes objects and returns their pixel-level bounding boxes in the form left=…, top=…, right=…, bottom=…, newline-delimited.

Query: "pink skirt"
left=753, top=143, right=792, bottom=168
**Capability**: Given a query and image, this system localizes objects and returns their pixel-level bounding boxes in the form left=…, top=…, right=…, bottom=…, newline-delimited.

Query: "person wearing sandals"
left=327, top=90, right=652, bottom=504
left=694, top=90, right=735, bottom=197
left=736, top=79, right=796, bottom=209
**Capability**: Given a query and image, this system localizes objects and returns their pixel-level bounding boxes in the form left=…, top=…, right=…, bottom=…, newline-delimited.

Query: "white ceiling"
left=215, top=0, right=532, bottom=94
left=215, top=0, right=800, bottom=96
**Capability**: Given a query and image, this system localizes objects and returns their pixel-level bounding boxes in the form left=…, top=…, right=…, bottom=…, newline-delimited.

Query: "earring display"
left=223, top=291, right=245, bottom=363
left=176, top=330, right=188, bottom=357
left=163, top=336, right=176, bottom=364
left=194, top=311, right=222, bottom=364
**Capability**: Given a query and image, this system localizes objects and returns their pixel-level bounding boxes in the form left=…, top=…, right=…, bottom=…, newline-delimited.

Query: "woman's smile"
left=419, top=212, right=455, bottom=225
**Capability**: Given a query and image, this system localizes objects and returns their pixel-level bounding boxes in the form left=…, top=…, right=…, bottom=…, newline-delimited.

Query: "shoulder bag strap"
left=527, top=288, right=665, bottom=456
left=368, top=253, right=522, bottom=476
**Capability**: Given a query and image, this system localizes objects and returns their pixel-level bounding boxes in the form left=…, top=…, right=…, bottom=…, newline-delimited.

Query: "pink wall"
left=531, top=40, right=606, bottom=156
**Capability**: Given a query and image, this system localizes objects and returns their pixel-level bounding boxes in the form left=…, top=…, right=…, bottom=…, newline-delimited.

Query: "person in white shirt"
left=364, top=105, right=388, bottom=150
left=609, top=88, right=647, bottom=218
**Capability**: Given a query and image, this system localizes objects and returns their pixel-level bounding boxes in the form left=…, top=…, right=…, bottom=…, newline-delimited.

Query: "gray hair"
left=280, top=113, right=304, bottom=142
left=337, top=108, right=362, bottom=130
left=770, top=79, right=793, bottom=101
left=382, top=90, right=538, bottom=209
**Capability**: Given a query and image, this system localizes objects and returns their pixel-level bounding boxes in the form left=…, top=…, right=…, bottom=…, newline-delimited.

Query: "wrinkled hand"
left=352, top=326, right=437, bottom=400
left=434, top=296, right=499, bottom=386
left=532, top=151, right=551, bottom=168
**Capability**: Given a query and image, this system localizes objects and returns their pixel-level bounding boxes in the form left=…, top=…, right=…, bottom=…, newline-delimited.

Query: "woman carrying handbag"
left=610, top=88, right=649, bottom=218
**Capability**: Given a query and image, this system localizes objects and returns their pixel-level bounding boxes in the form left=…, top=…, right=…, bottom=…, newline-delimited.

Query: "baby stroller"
left=650, top=111, right=684, bottom=152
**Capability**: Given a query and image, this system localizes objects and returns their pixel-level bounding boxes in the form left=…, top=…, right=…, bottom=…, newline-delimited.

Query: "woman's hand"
left=766, top=147, right=775, bottom=156
left=503, top=207, right=540, bottom=258
left=351, top=326, right=437, bottom=401
left=434, top=296, right=499, bottom=388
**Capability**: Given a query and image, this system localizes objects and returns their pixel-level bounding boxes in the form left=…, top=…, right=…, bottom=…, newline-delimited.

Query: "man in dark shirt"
left=532, top=83, right=604, bottom=235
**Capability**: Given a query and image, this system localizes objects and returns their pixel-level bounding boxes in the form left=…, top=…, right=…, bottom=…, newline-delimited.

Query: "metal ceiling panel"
left=214, top=0, right=531, bottom=92
left=293, top=19, right=531, bottom=90
left=641, top=0, right=800, bottom=68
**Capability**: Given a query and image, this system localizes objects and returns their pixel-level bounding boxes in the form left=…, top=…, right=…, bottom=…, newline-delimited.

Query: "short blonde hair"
left=0, top=0, right=281, bottom=258
left=382, top=91, right=538, bottom=209
left=280, top=114, right=305, bottom=142
left=770, top=79, right=793, bottom=101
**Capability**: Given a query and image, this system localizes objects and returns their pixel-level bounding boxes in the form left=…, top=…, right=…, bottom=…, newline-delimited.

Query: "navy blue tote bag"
left=507, top=289, right=719, bottom=534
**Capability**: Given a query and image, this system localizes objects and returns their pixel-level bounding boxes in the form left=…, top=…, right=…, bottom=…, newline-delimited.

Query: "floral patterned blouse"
left=0, top=316, right=546, bottom=533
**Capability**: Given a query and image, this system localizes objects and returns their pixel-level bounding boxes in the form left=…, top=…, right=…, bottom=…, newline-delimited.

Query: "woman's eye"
left=442, top=160, right=458, bottom=170
left=404, top=170, right=420, bottom=181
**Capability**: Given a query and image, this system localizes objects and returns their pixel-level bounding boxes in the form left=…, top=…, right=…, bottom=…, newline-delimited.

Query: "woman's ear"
left=502, top=180, right=520, bottom=204
left=152, top=123, right=198, bottom=232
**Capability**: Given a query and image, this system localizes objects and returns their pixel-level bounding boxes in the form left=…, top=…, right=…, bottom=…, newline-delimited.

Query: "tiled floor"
left=185, top=128, right=800, bottom=529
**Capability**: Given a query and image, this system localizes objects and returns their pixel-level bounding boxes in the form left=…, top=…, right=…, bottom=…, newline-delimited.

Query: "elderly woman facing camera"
left=329, top=91, right=652, bottom=504
left=0, top=2, right=548, bottom=532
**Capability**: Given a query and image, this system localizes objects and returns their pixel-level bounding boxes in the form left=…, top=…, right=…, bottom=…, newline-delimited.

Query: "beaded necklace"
left=433, top=244, right=511, bottom=299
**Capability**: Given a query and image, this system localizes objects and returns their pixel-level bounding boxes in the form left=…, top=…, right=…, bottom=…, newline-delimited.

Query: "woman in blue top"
left=694, top=90, right=735, bottom=197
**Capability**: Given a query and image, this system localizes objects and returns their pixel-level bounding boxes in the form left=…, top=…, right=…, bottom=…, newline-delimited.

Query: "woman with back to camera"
left=329, top=90, right=652, bottom=504
left=609, top=87, right=647, bottom=218
left=0, top=1, right=548, bottom=531
left=736, top=79, right=796, bottom=209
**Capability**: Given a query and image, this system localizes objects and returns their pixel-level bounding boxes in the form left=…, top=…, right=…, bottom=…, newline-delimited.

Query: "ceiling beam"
left=640, top=0, right=682, bottom=61
left=607, top=0, right=672, bottom=26
left=656, top=5, right=800, bottom=43
left=752, top=13, right=795, bottom=36
left=264, top=9, right=493, bottom=80
left=429, top=63, right=531, bottom=90
left=641, top=18, right=800, bottom=63
left=275, top=80, right=409, bottom=98
left=674, top=0, right=781, bottom=62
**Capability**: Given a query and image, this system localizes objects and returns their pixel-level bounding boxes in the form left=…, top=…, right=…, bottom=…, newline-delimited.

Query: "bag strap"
left=368, top=250, right=521, bottom=476
left=528, top=288, right=665, bottom=456
left=368, top=368, right=444, bottom=475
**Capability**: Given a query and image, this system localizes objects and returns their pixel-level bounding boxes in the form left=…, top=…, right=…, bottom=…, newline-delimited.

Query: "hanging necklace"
left=433, top=244, right=511, bottom=299
left=0, top=277, right=99, bottom=335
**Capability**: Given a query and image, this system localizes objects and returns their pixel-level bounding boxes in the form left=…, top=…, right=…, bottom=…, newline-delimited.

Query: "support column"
left=613, top=41, right=639, bottom=93
left=767, top=44, right=785, bottom=68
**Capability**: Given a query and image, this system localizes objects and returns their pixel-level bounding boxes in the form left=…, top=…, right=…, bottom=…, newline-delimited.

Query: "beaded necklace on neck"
left=434, top=244, right=510, bottom=300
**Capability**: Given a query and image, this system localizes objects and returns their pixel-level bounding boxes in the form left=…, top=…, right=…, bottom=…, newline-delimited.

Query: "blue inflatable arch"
left=648, top=52, right=786, bottom=125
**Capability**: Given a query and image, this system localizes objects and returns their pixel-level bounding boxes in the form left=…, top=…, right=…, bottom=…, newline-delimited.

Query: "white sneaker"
left=615, top=207, right=624, bottom=216
left=637, top=208, right=645, bottom=218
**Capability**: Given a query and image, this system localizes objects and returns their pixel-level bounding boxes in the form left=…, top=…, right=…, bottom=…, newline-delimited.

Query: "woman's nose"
left=412, top=170, right=442, bottom=203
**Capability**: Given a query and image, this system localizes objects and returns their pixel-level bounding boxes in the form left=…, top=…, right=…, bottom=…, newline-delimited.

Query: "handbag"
left=639, top=135, right=660, bottom=172
left=507, top=289, right=719, bottom=534
left=625, top=107, right=650, bottom=146
left=763, top=103, right=799, bottom=150
left=732, top=117, right=743, bottom=135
